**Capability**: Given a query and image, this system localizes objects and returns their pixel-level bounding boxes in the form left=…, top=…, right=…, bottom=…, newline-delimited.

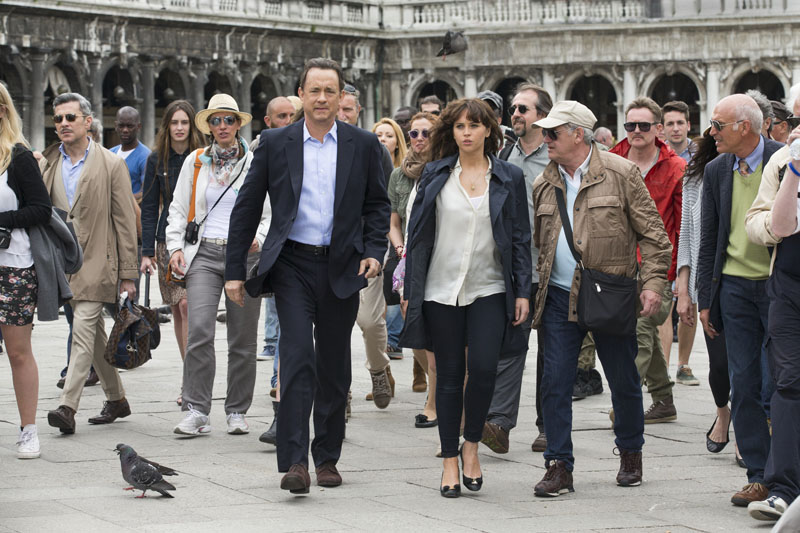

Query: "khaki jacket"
left=39, top=140, right=139, bottom=303
left=745, top=144, right=791, bottom=273
left=531, top=145, right=672, bottom=327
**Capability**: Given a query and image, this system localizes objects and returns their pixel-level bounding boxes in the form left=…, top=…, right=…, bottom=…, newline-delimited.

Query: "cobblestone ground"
left=0, top=293, right=775, bottom=532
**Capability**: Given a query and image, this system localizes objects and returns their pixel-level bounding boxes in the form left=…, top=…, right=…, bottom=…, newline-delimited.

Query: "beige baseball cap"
left=534, top=100, right=597, bottom=130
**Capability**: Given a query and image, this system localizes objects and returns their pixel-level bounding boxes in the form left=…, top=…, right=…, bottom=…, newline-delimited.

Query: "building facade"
left=1, top=0, right=799, bottom=150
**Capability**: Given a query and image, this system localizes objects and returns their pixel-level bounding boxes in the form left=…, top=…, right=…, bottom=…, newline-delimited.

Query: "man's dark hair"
left=662, top=100, right=690, bottom=122
left=299, top=57, right=345, bottom=91
left=514, top=83, right=553, bottom=117
left=419, top=95, right=443, bottom=110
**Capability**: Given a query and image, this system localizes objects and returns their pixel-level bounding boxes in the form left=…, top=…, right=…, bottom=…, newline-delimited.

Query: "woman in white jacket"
left=166, top=94, right=270, bottom=437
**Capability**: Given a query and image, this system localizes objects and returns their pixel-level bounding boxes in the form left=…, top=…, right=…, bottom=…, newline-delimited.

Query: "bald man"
left=697, top=93, right=781, bottom=509
left=250, top=97, right=297, bottom=152
left=110, top=106, right=151, bottom=201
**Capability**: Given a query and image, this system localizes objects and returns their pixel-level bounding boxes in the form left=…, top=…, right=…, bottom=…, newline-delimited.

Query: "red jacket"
left=611, top=138, right=684, bottom=281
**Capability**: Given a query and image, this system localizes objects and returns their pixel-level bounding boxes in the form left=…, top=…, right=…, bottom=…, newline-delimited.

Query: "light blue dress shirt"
left=732, top=135, right=764, bottom=174
left=288, top=122, right=338, bottom=246
left=60, top=140, right=90, bottom=208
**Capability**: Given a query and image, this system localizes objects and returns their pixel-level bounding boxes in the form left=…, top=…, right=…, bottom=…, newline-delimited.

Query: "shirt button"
left=577, top=240, right=582, bottom=244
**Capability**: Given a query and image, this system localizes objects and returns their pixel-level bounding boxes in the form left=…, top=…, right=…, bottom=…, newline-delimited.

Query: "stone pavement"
left=0, top=296, right=777, bottom=532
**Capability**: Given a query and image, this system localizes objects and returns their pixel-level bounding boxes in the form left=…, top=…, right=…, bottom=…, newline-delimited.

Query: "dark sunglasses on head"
left=208, top=115, right=237, bottom=127
left=623, top=121, right=658, bottom=133
left=53, top=113, right=86, bottom=124
left=509, top=104, right=534, bottom=115
left=409, top=129, right=430, bottom=139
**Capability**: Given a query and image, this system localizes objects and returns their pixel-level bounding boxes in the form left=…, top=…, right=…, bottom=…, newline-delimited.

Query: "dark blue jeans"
left=540, top=286, right=644, bottom=471
left=719, top=274, right=772, bottom=484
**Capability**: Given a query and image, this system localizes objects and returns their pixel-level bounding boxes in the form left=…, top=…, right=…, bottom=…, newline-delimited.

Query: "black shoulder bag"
left=554, top=187, right=638, bottom=336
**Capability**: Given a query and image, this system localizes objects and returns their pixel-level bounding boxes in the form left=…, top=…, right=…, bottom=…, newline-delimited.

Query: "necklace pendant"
left=470, top=183, right=475, bottom=191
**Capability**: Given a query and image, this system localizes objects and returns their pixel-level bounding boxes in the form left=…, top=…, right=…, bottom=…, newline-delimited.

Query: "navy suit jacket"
left=225, top=119, right=391, bottom=299
left=696, top=136, right=782, bottom=329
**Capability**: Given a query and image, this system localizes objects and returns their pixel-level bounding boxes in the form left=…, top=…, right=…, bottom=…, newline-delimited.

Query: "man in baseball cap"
left=477, top=89, right=516, bottom=147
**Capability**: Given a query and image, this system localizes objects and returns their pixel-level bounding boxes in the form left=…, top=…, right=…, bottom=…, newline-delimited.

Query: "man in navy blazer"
left=697, top=93, right=780, bottom=508
left=225, top=58, right=390, bottom=495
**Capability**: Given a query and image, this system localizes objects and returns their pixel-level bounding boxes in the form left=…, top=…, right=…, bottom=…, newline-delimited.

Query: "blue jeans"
left=385, top=304, right=404, bottom=347
left=719, top=275, right=773, bottom=484
left=540, top=286, right=644, bottom=471
left=263, top=296, right=280, bottom=347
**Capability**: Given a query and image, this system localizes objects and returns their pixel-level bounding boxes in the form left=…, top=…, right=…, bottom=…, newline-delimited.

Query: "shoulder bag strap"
left=187, top=148, right=204, bottom=223
left=553, top=185, right=584, bottom=269
left=196, top=157, right=247, bottom=226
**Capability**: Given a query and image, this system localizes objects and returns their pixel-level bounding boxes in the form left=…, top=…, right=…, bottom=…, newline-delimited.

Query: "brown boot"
left=280, top=464, right=311, bottom=494
left=48, top=405, right=76, bottom=434
left=644, top=395, right=677, bottom=424
left=366, top=365, right=395, bottom=401
left=616, top=449, right=642, bottom=486
left=369, top=366, right=393, bottom=409
left=534, top=460, right=574, bottom=497
left=315, top=461, right=342, bottom=487
left=412, top=359, right=427, bottom=392
left=88, top=398, right=131, bottom=424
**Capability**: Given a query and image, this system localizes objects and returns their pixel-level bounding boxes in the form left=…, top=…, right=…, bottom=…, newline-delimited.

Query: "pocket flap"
left=587, top=196, right=621, bottom=209
left=536, top=203, right=556, bottom=216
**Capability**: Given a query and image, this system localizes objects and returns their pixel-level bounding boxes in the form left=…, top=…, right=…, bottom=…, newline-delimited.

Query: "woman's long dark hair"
left=685, top=131, right=718, bottom=184
left=429, top=98, right=503, bottom=161
left=154, top=100, right=204, bottom=173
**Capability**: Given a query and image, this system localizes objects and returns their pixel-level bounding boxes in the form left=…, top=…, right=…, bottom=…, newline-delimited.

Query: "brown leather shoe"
left=84, top=369, right=99, bottom=387
left=534, top=460, right=574, bottom=497
left=616, top=449, right=642, bottom=487
left=644, top=395, right=677, bottom=424
left=412, top=359, right=427, bottom=392
left=47, top=405, right=76, bottom=434
left=731, top=482, right=769, bottom=507
left=87, top=398, right=131, bottom=424
left=531, top=430, right=547, bottom=453
left=480, top=421, right=509, bottom=454
left=370, top=367, right=393, bottom=409
left=280, top=464, right=311, bottom=494
left=315, top=461, right=343, bottom=487
left=56, top=377, right=66, bottom=389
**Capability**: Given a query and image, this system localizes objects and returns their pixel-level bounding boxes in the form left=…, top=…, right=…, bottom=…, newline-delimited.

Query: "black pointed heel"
left=460, top=448, right=483, bottom=491
left=706, top=416, right=730, bottom=453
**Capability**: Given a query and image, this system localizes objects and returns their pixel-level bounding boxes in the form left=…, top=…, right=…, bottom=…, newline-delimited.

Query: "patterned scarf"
left=209, top=139, right=241, bottom=186
left=401, top=148, right=429, bottom=180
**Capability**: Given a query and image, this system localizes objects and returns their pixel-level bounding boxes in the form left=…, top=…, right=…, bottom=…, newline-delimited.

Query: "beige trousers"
left=60, top=300, right=125, bottom=411
left=357, top=274, right=390, bottom=372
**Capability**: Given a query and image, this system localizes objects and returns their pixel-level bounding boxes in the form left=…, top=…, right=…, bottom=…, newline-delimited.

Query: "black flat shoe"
left=440, top=474, right=461, bottom=498
left=415, top=414, right=438, bottom=428
left=706, top=416, right=730, bottom=453
left=460, top=448, right=483, bottom=492
left=736, top=449, right=747, bottom=469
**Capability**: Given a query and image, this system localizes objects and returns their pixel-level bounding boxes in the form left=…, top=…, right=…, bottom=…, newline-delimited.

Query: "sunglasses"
left=623, top=121, right=658, bottom=133
left=430, top=110, right=441, bottom=116
left=775, top=117, right=800, bottom=129
left=53, top=113, right=86, bottom=124
left=208, top=115, right=237, bottom=127
left=709, top=119, right=743, bottom=131
left=542, top=127, right=572, bottom=141
left=408, top=129, right=430, bottom=139
left=509, top=104, right=534, bottom=116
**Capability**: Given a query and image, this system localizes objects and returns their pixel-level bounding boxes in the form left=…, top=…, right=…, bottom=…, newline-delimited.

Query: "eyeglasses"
left=408, top=129, right=430, bottom=139
left=623, top=122, right=658, bottom=133
left=430, top=110, right=441, bottom=116
left=53, top=113, right=86, bottom=124
left=709, top=119, right=743, bottom=131
left=774, top=117, right=800, bottom=129
left=509, top=104, right=534, bottom=116
left=208, top=115, right=237, bottom=127
left=542, top=126, right=572, bottom=141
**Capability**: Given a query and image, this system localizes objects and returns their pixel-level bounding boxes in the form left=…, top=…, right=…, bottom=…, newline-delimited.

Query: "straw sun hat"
left=195, top=93, right=252, bottom=135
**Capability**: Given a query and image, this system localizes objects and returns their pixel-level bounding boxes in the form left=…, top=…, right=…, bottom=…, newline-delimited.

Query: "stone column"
left=238, top=65, right=254, bottom=143
left=389, top=74, right=401, bottom=112
left=541, top=69, right=556, bottom=102
left=89, top=56, right=104, bottom=144
left=140, top=57, right=156, bottom=148
left=463, top=69, right=477, bottom=98
left=364, top=79, right=375, bottom=125
left=792, top=62, right=800, bottom=87
left=29, top=52, right=46, bottom=151
left=191, top=62, right=207, bottom=114
left=706, top=62, right=720, bottom=123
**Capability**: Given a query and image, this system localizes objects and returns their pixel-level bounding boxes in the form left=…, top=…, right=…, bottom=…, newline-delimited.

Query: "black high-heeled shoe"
left=440, top=474, right=461, bottom=498
left=460, top=448, right=483, bottom=491
left=706, top=416, right=730, bottom=453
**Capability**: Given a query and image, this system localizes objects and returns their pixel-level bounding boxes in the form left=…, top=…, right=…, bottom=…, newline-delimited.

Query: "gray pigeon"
left=115, top=443, right=177, bottom=498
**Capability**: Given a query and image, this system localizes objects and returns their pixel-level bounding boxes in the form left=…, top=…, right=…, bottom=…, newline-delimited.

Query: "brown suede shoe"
left=87, top=398, right=131, bottom=424
left=281, top=464, right=311, bottom=494
left=534, top=460, right=574, bottom=497
left=480, top=421, right=509, bottom=454
left=370, top=367, right=393, bottom=409
left=47, top=405, right=76, bottom=434
left=644, top=395, right=677, bottom=424
left=412, top=358, right=427, bottom=392
left=366, top=365, right=396, bottom=401
left=731, top=482, right=769, bottom=507
left=315, top=461, right=343, bottom=487
left=616, top=450, right=643, bottom=487
left=531, top=431, right=547, bottom=453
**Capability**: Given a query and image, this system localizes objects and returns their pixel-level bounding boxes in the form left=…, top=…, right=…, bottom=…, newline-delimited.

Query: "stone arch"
left=646, top=71, right=703, bottom=137
left=204, top=70, right=234, bottom=108
left=733, top=69, right=786, bottom=101
left=250, top=74, right=281, bottom=137
left=406, top=71, right=463, bottom=108
left=724, top=63, right=789, bottom=101
left=566, top=73, right=619, bottom=134
left=102, top=63, right=139, bottom=147
left=43, top=62, right=86, bottom=146
left=0, top=58, right=26, bottom=101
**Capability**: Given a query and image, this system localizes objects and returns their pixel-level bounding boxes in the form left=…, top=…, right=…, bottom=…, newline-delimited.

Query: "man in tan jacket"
left=39, top=93, right=139, bottom=434
left=530, top=101, right=671, bottom=497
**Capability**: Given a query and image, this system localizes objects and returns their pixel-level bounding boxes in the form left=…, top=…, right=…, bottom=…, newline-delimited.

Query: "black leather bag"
left=554, top=188, right=637, bottom=336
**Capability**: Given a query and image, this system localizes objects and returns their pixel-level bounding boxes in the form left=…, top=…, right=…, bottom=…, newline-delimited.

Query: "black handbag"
left=554, top=188, right=638, bottom=336
left=103, top=273, right=161, bottom=370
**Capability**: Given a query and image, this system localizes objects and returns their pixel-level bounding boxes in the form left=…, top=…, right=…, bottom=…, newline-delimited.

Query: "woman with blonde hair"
left=0, top=84, right=53, bottom=458
left=372, top=118, right=407, bottom=169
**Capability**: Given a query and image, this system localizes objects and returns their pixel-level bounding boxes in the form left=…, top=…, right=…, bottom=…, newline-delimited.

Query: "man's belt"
left=285, top=239, right=330, bottom=256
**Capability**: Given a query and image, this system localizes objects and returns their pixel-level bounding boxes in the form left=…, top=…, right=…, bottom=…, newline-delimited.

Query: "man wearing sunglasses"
left=768, top=100, right=797, bottom=144
left=531, top=100, right=671, bottom=497
left=697, top=93, right=782, bottom=509
left=419, top=95, right=443, bottom=115
left=38, top=92, right=139, bottom=435
left=610, top=97, right=686, bottom=422
left=481, top=83, right=552, bottom=457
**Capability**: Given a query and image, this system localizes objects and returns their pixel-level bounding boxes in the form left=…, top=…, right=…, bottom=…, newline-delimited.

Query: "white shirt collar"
left=303, top=120, right=338, bottom=143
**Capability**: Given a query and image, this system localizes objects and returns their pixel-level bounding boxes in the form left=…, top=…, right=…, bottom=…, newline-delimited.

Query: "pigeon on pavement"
left=115, top=443, right=177, bottom=498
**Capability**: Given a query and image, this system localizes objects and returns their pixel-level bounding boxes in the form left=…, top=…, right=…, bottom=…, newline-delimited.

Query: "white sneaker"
left=748, top=495, right=787, bottom=521
left=173, top=404, right=211, bottom=436
left=226, top=413, right=249, bottom=434
left=17, top=424, right=40, bottom=459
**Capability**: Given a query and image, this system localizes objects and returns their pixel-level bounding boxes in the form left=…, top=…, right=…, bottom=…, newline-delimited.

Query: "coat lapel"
left=285, top=122, right=304, bottom=204
left=334, top=121, right=354, bottom=215
left=719, top=153, right=735, bottom=234
left=489, top=174, right=509, bottom=226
